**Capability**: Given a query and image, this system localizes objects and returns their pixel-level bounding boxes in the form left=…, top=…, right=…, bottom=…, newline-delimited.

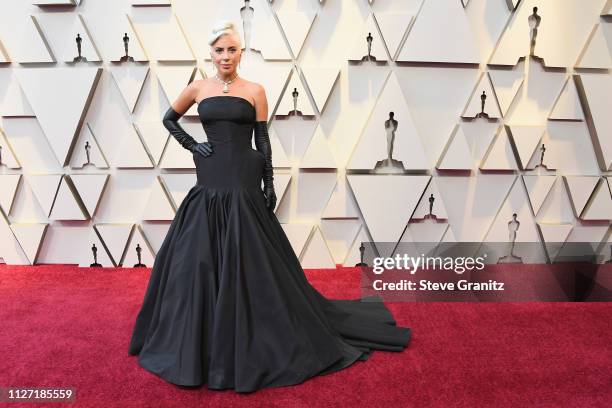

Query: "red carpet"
left=0, top=264, right=611, bottom=407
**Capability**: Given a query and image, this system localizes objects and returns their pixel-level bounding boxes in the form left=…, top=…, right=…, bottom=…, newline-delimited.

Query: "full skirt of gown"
left=128, top=96, right=411, bottom=393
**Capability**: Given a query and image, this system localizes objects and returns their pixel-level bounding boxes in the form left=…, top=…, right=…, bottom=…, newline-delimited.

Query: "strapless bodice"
left=194, top=95, right=264, bottom=189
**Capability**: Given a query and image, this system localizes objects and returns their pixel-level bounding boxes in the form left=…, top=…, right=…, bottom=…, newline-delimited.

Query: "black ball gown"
left=128, top=95, right=411, bottom=393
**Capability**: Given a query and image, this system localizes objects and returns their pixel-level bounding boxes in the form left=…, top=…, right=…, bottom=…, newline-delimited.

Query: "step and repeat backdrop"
left=0, top=0, right=610, bottom=267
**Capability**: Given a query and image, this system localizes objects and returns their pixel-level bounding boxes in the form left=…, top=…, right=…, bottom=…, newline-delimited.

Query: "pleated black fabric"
left=128, top=95, right=411, bottom=393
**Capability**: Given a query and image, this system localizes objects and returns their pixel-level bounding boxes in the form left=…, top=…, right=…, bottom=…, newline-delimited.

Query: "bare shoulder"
left=248, top=81, right=267, bottom=100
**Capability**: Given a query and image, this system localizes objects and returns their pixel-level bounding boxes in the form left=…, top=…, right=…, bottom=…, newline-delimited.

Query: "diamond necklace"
left=215, top=73, right=238, bottom=93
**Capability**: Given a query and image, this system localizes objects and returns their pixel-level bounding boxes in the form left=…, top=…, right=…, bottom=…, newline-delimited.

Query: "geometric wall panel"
left=347, top=13, right=388, bottom=62
left=0, top=174, right=21, bottom=216
left=0, top=14, right=54, bottom=63
left=321, top=178, right=360, bottom=219
left=488, top=67, right=524, bottom=116
left=505, top=125, right=544, bottom=170
left=461, top=72, right=502, bottom=119
left=109, top=64, right=150, bottom=114
left=250, top=0, right=292, bottom=60
left=575, top=23, right=612, bottom=69
left=523, top=175, right=557, bottom=216
left=397, top=0, right=479, bottom=63
left=48, top=176, right=88, bottom=220
left=301, top=226, right=336, bottom=269
left=347, top=175, right=430, bottom=254
left=0, top=128, right=21, bottom=168
left=26, top=174, right=62, bottom=218
left=480, top=126, right=519, bottom=171
left=34, top=13, right=102, bottom=63
left=299, top=66, right=340, bottom=114
left=135, top=121, right=169, bottom=167
left=15, top=67, right=101, bottom=166
left=436, top=174, right=516, bottom=242
left=412, top=178, right=449, bottom=220
left=275, top=9, right=317, bottom=59
left=276, top=68, right=316, bottom=117
left=122, top=225, right=155, bottom=267
left=281, top=223, right=313, bottom=260
left=159, top=173, right=196, bottom=210
left=438, top=124, right=475, bottom=170
left=141, top=177, right=175, bottom=221
left=375, top=12, right=414, bottom=61
left=489, top=0, right=608, bottom=67
left=10, top=223, right=47, bottom=265
left=130, top=7, right=194, bottom=62
left=459, top=120, right=500, bottom=169
left=319, top=218, right=361, bottom=265
left=300, top=125, right=338, bottom=169
left=78, top=227, right=114, bottom=267
left=574, top=73, right=612, bottom=171
left=87, top=14, right=147, bottom=62
left=115, top=125, right=154, bottom=168
left=94, top=223, right=134, bottom=266
left=0, top=68, right=35, bottom=117
left=549, top=76, right=583, bottom=121
left=348, top=73, right=428, bottom=171
left=69, top=123, right=109, bottom=169
left=68, top=174, right=109, bottom=218
left=580, top=178, right=612, bottom=220
left=564, top=176, right=601, bottom=218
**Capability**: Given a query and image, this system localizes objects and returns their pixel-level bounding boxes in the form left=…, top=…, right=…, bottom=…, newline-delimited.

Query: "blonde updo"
left=208, top=20, right=241, bottom=47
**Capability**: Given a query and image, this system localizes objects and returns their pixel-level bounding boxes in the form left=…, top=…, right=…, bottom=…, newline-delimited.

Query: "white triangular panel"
left=438, top=125, right=473, bottom=170
left=375, top=13, right=413, bottom=60
left=343, top=226, right=370, bottom=267
left=565, top=176, right=600, bottom=217
left=480, top=127, right=518, bottom=170
left=301, top=227, right=336, bottom=269
left=95, top=223, right=133, bottom=266
left=123, top=226, right=156, bottom=267
left=272, top=173, right=292, bottom=214
left=281, top=223, right=313, bottom=259
left=400, top=220, right=449, bottom=245
left=461, top=72, right=502, bottom=118
left=488, top=68, right=524, bottom=116
left=157, top=66, right=198, bottom=116
left=135, top=121, right=169, bottom=166
left=88, top=13, right=147, bottom=62
left=109, top=64, right=149, bottom=113
left=576, top=73, right=612, bottom=170
left=576, top=24, right=612, bottom=69
left=348, top=73, right=428, bottom=170
left=581, top=179, right=612, bottom=220
left=49, top=177, right=87, bottom=220
left=506, top=125, right=544, bottom=169
left=347, top=13, right=388, bottom=62
left=0, top=212, right=28, bottom=264
left=140, top=222, right=170, bottom=256
left=276, top=10, right=316, bottom=59
left=549, top=76, right=583, bottom=120
left=523, top=175, right=557, bottom=216
left=347, top=175, right=430, bottom=247
left=300, top=126, right=337, bottom=168
left=115, top=126, right=154, bottom=168
left=412, top=178, right=450, bottom=220
left=131, top=8, right=194, bottom=62
left=5, top=15, right=54, bottom=63
left=26, top=174, right=62, bottom=217
left=0, top=175, right=21, bottom=216
left=69, top=123, right=109, bottom=169
left=436, top=173, right=516, bottom=242
left=69, top=174, right=108, bottom=218
left=10, top=223, right=47, bottom=264
left=159, top=173, right=196, bottom=209
left=300, top=66, right=339, bottom=114
left=276, top=70, right=315, bottom=116
left=78, top=227, right=114, bottom=267
left=460, top=121, right=500, bottom=167
left=0, top=69, right=35, bottom=117
left=16, top=67, right=100, bottom=165
left=250, top=0, right=292, bottom=60
left=141, top=178, right=175, bottom=221
left=397, top=0, right=479, bottom=63
left=321, top=178, right=360, bottom=219
left=319, top=219, right=361, bottom=265
left=539, top=223, right=573, bottom=248
left=484, top=177, right=541, bottom=242
left=39, top=13, right=102, bottom=63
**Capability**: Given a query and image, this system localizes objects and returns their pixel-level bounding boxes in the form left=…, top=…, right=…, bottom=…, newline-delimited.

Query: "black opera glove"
left=254, top=121, right=276, bottom=211
left=162, top=107, right=213, bottom=157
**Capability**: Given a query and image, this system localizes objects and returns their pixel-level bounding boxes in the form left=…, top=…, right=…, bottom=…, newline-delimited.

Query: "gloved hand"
left=162, top=107, right=213, bottom=157
left=254, top=121, right=276, bottom=211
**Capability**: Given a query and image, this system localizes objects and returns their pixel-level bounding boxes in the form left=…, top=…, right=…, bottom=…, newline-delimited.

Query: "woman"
left=128, top=20, right=411, bottom=394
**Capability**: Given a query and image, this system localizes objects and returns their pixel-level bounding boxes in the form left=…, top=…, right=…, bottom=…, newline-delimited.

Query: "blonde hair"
left=208, top=20, right=241, bottom=47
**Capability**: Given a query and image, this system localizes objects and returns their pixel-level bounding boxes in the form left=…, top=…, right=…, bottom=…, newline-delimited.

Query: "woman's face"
left=210, top=34, right=241, bottom=75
